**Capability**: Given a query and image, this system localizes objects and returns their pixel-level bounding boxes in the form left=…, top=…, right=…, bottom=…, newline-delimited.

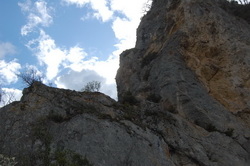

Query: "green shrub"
left=53, top=149, right=93, bottom=166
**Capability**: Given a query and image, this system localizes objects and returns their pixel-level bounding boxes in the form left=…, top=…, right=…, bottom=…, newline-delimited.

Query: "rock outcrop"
left=116, top=0, right=250, bottom=165
left=1, top=0, right=250, bottom=165
left=0, top=82, right=171, bottom=165
left=117, top=0, right=250, bottom=114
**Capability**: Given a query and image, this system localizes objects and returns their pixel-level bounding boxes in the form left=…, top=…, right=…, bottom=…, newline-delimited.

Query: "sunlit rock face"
left=117, top=0, right=250, bottom=126
left=117, top=0, right=250, bottom=114
left=1, top=0, right=250, bottom=165
left=116, top=0, right=250, bottom=165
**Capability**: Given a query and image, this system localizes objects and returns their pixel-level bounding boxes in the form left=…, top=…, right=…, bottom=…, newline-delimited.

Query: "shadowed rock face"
left=0, top=82, right=171, bottom=166
left=1, top=0, right=250, bottom=165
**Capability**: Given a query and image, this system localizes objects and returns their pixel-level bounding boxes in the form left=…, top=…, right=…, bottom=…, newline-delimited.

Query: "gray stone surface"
left=0, top=82, right=173, bottom=166
left=116, top=0, right=250, bottom=165
left=1, top=0, right=250, bottom=165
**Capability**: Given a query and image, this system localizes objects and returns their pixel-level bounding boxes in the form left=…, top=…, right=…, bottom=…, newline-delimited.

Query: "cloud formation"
left=56, top=69, right=117, bottom=99
left=26, top=30, right=88, bottom=80
left=0, top=42, right=17, bottom=59
left=56, top=69, right=105, bottom=90
left=56, top=0, right=151, bottom=100
left=111, top=0, right=151, bottom=52
left=0, top=59, right=21, bottom=85
left=29, top=30, right=118, bottom=98
left=17, top=0, right=151, bottom=99
left=19, top=0, right=53, bottom=36
left=63, top=0, right=150, bottom=52
left=63, top=0, right=113, bottom=22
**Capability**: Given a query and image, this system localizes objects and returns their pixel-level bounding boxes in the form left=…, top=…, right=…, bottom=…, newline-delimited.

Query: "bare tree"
left=243, top=0, right=250, bottom=4
left=17, top=67, right=43, bottom=87
left=237, top=0, right=250, bottom=4
left=142, top=0, right=153, bottom=15
left=81, top=81, right=101, bottom=92
left=4, top=91, right=16, bottom=105
left=0, top=88, right=17, bottom=107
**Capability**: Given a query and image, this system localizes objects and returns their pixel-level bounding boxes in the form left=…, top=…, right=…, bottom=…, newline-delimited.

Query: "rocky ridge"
left=1, top=0, right=250, bottom=165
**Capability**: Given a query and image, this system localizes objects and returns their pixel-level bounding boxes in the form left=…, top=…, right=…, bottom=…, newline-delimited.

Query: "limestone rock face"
left=116, top=0, right=250, bottom=165
left=1, top=0, right=250, bottom=165
left=117, top=0, right=250, bottom=114
left=0, top=82, right=171, bottom=166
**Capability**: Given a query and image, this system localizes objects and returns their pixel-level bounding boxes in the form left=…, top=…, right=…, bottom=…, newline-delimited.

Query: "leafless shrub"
left=237, top=0, right=250, bottom=5
left=81, top=81, right=101, bottom=92
left=142, top=0, right=153, bottom=15
left=0, top=88, right=17, bottom=107
left=16, top=67, right=43, bottom=87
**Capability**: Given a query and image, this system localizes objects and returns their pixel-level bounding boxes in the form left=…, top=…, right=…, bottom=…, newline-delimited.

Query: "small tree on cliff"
left=227, top=0, right=249, bottom=4
left=142, top=0, right=153, bottom=15
left=237, top=0, right=250, bottom=4
left=81, top=81, right=101, bottom=92
left=0, top=89, right=16, bottom=106
left=17, top=67, right=43, bottom=87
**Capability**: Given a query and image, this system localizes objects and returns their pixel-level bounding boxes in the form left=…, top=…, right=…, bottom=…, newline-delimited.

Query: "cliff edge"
left=1, top=0, right=250, bottom=165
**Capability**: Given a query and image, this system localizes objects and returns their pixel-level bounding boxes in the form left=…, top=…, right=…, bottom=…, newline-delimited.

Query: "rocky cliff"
left=1, top=0, right=250, bottom=165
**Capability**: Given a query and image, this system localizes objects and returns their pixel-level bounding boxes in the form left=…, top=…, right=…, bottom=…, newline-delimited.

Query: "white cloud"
left=55, top=69, right=117, bottom=99
left=62, top=0, right=90, bottom=7
left=65, top=46, right=88, bottom=71
left=67, top=0, right=149, bottom=53
left=26, top=30, right=118, bottom=86
left=55, top=0, right=150, bottom=99
left=27, top=30, right=66, bottom=79
left=63, top=0, right=113, bottom=22
left=110, top=0, right=151, bottom=53
left=0, top=59, right=21, bottom=85
left=0, top=42, right=17, bottom=59
left=19, top=0, right=53, bottom=35
left=62, top=0, right=149, bottom=46
left=56, top=69, right=105, bottom=90
left=19, top=0, right=150, bottom=100
left=26, top=30, right=91, bottom=80
left=110, top=0, right=147, bottom=20
left=52, top=43, right=119, bottom=98
left=80, top=55, right=119, bottom=84
left=111, top=17, right=138, bottom=52
left=80, top=12, right=93, bottom=21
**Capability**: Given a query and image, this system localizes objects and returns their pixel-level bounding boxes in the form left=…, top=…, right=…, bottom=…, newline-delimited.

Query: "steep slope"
left=117, top=0, right=250, bottom=115
left=116, top=0, right=250, bottom=165
left=1, top=0, right=250, bottom=165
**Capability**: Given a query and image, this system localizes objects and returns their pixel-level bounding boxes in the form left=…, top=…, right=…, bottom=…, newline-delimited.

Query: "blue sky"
left=0, top=0, right=152, bottom=106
